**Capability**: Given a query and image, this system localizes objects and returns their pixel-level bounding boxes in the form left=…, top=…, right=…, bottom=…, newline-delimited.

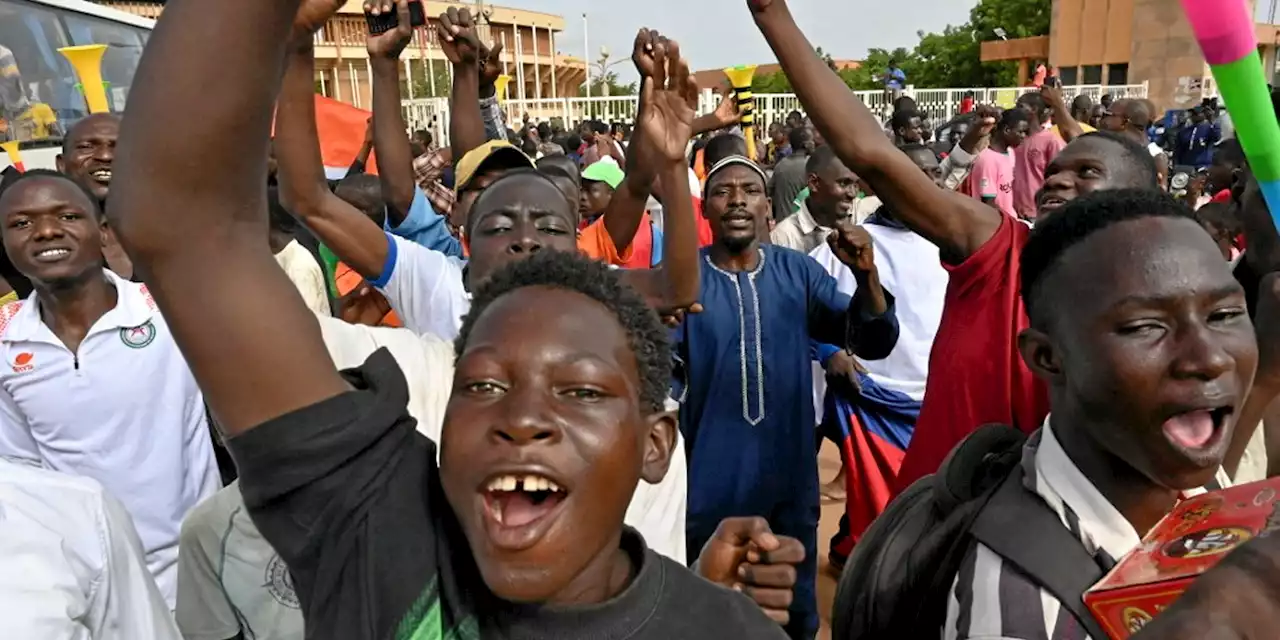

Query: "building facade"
left=982, top=0, right=1280, bottom=111
left=94, top=0, right=587, bottom=110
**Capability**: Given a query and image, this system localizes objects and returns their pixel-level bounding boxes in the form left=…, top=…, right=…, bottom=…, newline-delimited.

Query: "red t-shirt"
left=895, top=214, right=1050, bottom=490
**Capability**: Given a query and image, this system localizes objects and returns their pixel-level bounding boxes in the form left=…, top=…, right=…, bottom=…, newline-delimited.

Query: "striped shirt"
left=944, top=420, right=1230, bottom=640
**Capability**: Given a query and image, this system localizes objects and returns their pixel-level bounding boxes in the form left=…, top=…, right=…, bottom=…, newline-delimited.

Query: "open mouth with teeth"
left=90, top=169, right=112, bottom=184
left=481, top=473, right=569, bottom=542
left=33, top=247, right=72, bottom=263
left=721, top=213, right=754, bottom=230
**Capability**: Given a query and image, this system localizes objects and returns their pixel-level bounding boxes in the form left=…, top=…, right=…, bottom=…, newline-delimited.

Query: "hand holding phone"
left=365, top=0, right=426, bottom=35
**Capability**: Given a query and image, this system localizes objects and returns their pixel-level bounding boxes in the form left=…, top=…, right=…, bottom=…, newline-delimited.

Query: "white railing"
left=402, top=83, right=1150, bottom=147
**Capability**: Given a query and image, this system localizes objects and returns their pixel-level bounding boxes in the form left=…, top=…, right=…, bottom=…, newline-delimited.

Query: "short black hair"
left=1021, top=188, right=1195, bottom=328
left=1075, top=130, right=1160, bottom=188
left=892, top=96, right=917, bottom=113
left=566, top=134, right=583, bottom=151
left=334, top=174, right=386, bottom=227
left=591, top=120, right=610, bottom=135
left=1195, top=201, right=1241, bottom=237
left=788, top=126, right=813, bottom=151
left=1000, top=107, right=1031, bottom=130
left=1216, top=138, right=1246, bottom=167
left=0, top=169, right=101, bottom=218
left=537, top=122, right=552, bottom=140
left=806, top=144, right=844, bottom=175
left=61, top=113, right=120, bottom=155
left=1071, top=94, right=1093, bottom=113
left=415, top=129, right=434, bottom=145
left=457, top=250, right=672, bottom=413
left=537, top=154, right=580, bottom=183
left=1016, top=92, right=1049, bottom=119
left=891, top=109, right=922, bottom=131
left=705, top=134, right=749, bottom=168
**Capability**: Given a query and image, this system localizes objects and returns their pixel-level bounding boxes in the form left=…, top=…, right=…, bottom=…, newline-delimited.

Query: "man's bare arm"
left=109, top=0, right=348, bottom=436
left=438, top=8, right=492, bottom=164
left=276, top=41, right=389, bottom=281
left=748, top=0, right=1000, bottom=264
left=367, top=6, right=417, bottom=226
left=621, top=35, right=701, bottom=313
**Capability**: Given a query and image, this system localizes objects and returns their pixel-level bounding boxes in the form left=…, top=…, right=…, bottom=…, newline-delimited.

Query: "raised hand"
left=292, top=0, right=345, bottom=42
left=365, top=0, right=413, bottom=59
left=632, top=30, right=699, bottom=165
left=746, top=0, right=778, bottom=13
left=436, top=7, right=482, bottom=65
left=478, top=40, right=505, bottom=86
left=1039, top=82, right=1066, bottom=113
left=632, top=29, right=660, bottom=79
left=711, top=92, right=745, bottom=129
left=829, top=219, right=876, bottom=274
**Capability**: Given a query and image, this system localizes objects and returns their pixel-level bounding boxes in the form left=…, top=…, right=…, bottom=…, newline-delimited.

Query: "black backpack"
left=831, top=424, right=1110, bottom=640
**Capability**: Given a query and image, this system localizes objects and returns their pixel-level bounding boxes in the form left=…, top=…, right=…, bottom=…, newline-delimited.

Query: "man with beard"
left=742, top=0, right=1173, bottom=489
left=56, top=113, right=132, bottom=279
left=676, top=155, right=899, bottom=639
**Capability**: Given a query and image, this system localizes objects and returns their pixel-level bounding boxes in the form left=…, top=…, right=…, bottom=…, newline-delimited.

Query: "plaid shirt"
left=412, top=147, right=455, bottom=216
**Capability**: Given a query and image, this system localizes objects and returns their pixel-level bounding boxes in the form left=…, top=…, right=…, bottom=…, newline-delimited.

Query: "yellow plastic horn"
left=494, top=75, right=512, bottom=103
left=723, top=65, right=758, bottom=161
left=58, top=45, right=110, bottom=114
left=1, top=140, right=23, bottom=171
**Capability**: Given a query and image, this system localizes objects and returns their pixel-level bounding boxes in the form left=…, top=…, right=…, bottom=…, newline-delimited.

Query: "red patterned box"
left=1084, top=478, right=1280, bottom=638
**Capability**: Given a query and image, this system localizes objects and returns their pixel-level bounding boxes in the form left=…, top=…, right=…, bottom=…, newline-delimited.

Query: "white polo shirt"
left=0, top=270, right=220, bottom=609
left=0, top=459, right=180, bottom=639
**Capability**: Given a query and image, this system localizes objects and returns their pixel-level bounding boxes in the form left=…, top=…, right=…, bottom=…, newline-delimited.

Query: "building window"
left=1107, top=64, right=1129, bottom=85
left=1082, top=65, right=1103, bottom=85
left=1058, top=66, right=1078, bottom=86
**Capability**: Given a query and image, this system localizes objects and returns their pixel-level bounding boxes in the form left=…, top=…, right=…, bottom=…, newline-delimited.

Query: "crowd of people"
left=6, top=0, right=1280, bottom=638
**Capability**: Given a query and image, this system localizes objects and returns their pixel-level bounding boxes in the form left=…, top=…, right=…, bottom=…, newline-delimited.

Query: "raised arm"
left=747, top=0, right=999, bottom=264
left=599, top=30, right=669, bottom=255
left=349, top=117, right=374, bottom=176
left=276, top=39, right=389, bottom=281
left=619, top=36, right=701, bottom=313
left=692, top=93, right=744, bottom=137
left=1041, top=84, right=1084, bottom=143
left=366, top=5, right=416, bottom=226
left=108, top=0, right=349, bottom=435
left=438, top=8, right=495, bottom=163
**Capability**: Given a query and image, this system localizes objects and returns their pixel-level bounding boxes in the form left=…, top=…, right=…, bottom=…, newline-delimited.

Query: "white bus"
left=0, top=0, right=154, bottom=171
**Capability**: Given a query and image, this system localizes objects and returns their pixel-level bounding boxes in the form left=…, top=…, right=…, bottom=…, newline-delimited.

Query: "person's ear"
left=1017, top=326, right=1064, bottom=384
left=807, top=173, right=819, bottom=192
left=640, top=410, right=678, bottom=486
left=55, top=154, right=65, bottom=173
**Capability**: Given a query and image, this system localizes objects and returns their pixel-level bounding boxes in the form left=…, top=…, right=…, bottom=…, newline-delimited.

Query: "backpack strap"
left=970, top=466, right=1109, bottom=640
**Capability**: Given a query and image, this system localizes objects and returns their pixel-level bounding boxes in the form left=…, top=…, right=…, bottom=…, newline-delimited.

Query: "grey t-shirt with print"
left=176, top=481, right=302, bottom=640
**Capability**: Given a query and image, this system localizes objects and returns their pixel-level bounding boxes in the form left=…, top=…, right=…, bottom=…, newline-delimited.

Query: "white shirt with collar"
left=0, top=270, right=220, bottom=609
left=771, top=200, right=833, bottom=255
left=944, top=421, right=1230, bottom=640
left=0, top=459, right=180, bottom=640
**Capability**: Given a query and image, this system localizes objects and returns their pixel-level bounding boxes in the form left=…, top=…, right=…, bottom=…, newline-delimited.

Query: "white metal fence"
left=402, top=83, right=1150, bottom=148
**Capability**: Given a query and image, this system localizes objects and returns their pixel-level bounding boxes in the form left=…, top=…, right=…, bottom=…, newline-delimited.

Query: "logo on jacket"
left=265, top=554, right=299, bottom=608
left=11, top=351, right=33, bottom=373
left=119, top=321, right=156, bottom=349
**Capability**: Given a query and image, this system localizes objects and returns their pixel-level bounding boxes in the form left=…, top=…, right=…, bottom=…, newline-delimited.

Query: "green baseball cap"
left=581, top=161, right=625, bottom=190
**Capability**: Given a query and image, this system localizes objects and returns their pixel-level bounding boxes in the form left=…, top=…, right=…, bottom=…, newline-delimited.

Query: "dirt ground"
left=815, top=440, right=844, bottom=640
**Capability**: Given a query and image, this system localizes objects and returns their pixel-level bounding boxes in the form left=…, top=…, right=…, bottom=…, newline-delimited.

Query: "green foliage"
left=404, top=61, right=453, bottom=99
left=766, top=0, right=1052, bottom=91
left=578, top=71, right=637, bottom=97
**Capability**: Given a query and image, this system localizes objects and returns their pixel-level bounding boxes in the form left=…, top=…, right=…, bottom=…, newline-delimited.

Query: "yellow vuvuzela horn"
left=723, top=65, right=758, bottom=160
left=494, top=75, right=512, bottom=103
left=1, top=140, right=23, bottom=171
left=59, top=44, right=110, bottom=114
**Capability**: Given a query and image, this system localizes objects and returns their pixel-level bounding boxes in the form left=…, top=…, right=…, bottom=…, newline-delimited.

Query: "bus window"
left=0, top=0, right=77, bottom=144
left=62, top=13, right=146, bottom=113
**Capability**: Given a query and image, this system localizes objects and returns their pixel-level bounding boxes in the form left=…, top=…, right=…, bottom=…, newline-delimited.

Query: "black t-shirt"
left=229, top=349, right=786, bottom=640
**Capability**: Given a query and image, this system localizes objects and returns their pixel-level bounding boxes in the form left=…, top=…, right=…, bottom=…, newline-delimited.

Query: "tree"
left=908, top=0, right=1050, bottom=88
left=578, top=71, right=637, bottom=97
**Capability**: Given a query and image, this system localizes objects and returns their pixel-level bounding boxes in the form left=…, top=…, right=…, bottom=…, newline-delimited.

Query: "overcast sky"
left=514, top=0, right=978, bottom=80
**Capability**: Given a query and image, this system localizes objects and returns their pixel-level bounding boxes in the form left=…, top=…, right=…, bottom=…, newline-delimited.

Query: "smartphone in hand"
left=365, top=0, right=427, bottom=35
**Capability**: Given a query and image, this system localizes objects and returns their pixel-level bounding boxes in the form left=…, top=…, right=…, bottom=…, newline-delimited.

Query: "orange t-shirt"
left=578, top=213, right=648, bottom=268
